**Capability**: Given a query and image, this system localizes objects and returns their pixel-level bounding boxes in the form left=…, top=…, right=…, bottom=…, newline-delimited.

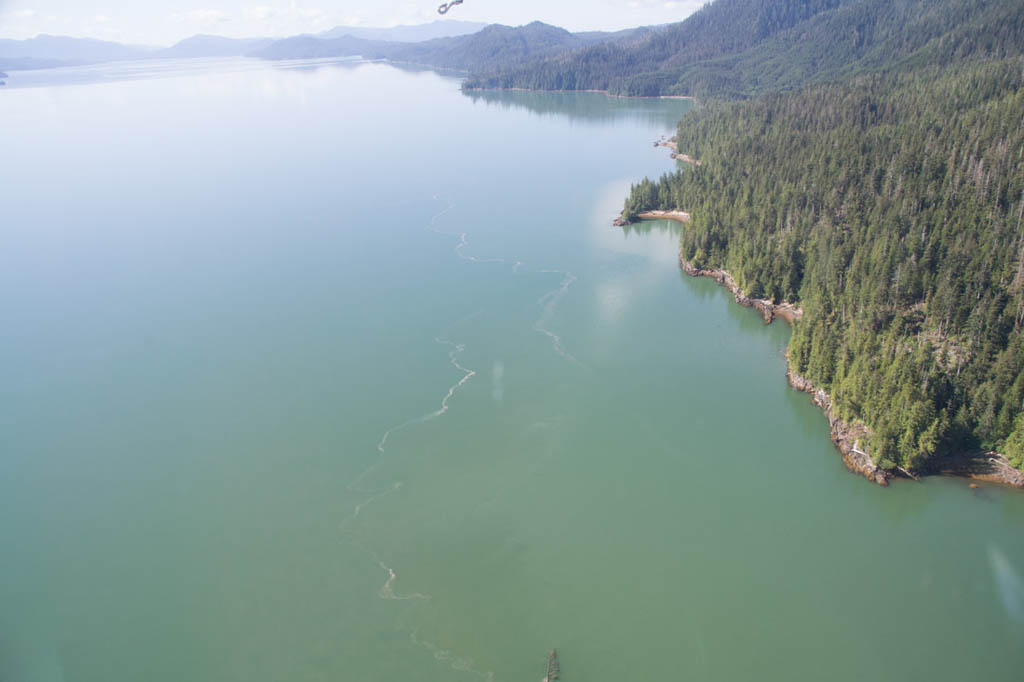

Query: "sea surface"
left=2, top=58, right=1023, bottom=682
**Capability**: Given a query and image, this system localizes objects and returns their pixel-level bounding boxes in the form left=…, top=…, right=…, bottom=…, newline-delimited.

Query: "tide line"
left=431, top=196, right=582, bottom=366
left=535, top=270, right=585, bottom=367
left=411, top=629, right=496, bottom=682
left=341, top=335, right=478, bottom=602
left=339, top=193, right=585, bottom=681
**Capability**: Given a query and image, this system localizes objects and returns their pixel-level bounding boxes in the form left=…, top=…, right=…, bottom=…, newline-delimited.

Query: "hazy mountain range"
left=318, top=20, right=486, bottom=42
left=251, top=22, right=654, bottom=72
left=0, top=19, right=492, bottom=71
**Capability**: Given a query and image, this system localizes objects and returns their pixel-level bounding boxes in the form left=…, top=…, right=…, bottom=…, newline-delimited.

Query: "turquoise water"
left=1, top=59, right=1022, bottom=682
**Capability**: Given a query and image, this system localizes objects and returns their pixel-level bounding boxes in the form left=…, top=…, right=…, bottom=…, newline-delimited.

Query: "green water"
left=1, top=59, right=1022, bottom=682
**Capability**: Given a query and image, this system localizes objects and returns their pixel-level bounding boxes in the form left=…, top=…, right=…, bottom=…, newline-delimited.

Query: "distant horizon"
left=0, top=1, right=704, bottom=45
left=0, top=19, right=494, bottom=50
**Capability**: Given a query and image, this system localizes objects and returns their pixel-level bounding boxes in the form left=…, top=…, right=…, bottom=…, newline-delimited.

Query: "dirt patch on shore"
left=638, top=210, right=691, bottom=223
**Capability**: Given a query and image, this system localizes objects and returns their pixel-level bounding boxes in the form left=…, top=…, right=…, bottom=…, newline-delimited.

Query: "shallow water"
left=1, top=58, right=1022, bottom=682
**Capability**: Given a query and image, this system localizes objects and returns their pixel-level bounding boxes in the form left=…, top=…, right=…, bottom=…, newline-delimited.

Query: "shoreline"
left=463, top=85, right=696, bottom=102
left=674, top=249, right=888, bottom=485
left=678, top=255, right=803, bottom=324
left=655, top=137, right=702, bottom=166
left=681, top=252, right=1023, bottom=488
left=636, top=209, right=691, bottom=224
left=786, top=367, right=891, bottom=486
left=674, top=257, right=1024, bottom=488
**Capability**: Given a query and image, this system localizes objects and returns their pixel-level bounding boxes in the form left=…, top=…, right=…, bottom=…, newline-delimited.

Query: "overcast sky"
left=0, top=1, right=705, bottom=45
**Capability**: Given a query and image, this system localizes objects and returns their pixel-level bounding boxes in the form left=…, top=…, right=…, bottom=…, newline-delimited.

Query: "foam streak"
left=535, top=270, right=584, bottom=366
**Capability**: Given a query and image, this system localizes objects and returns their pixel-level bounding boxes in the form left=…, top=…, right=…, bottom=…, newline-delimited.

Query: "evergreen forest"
left=622, top=56, right=1024, bottom=473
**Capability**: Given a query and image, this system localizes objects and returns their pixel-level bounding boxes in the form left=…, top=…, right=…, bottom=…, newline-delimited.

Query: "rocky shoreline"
left=676, top=254, right=1024, bottom=489
left=654, top=136, right=701, bottom=166
left=672, top=253, right=893, bottom=484
left=786, top=368, right=892, bottom=486
left=463, top=86, right=695, bottom=102
left=677, top=256, right=803, bottom=324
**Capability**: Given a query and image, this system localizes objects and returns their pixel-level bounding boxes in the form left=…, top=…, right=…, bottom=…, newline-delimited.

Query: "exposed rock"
left=787, top=367, right=891, bottom=486
left=614, top=210, right=691, bottom=227
left=678, top=252, right=888, bottom=485
left=929, top=451, right=1024, bottom=488
left=679, top=256, right=803, bottom=324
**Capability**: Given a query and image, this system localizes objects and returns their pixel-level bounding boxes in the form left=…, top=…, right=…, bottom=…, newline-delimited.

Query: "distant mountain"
left=253, top=21, right=653, bottom=73
left=157, top=35, right=274, bottom=59
left=0, top=20, right=653, bottom=77
left=319, top=20, right=487, bottom=43
left=0, top=34, right=153, bottom=65
left=0, top=19, right=488, bottom=71
left=250, top=34, right=389, bottom=61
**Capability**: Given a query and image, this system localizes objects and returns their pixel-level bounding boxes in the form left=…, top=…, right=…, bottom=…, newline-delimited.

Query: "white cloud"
left=243, top=6, right=277, bottom=22
left=172, top=9, right=230, bottom=25
left=240, top=4, right=336, bottom=34
left=627, top=0, right=685, bottom=9
left=14, top=9, right=37, bottom=19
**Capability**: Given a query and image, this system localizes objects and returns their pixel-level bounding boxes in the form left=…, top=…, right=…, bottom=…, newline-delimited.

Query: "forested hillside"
left=465, top=0, right=1024, bottom=98
left=622, top=57, right=1024, bottom=473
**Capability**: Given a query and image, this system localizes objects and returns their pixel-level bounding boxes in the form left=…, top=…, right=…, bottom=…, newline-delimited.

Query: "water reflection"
left=1, top=56, right=366, bottom=90
left=620, top=220, right=684, bottom=238
left=464, top=88, right=694, bottom=127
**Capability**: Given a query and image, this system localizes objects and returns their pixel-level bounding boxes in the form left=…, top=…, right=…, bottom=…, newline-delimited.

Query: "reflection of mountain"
left=463, top=88, right=693, bottom=128
left=0, top=34, right=277, bottom=70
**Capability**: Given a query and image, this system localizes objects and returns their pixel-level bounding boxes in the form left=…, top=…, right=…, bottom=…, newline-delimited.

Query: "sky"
left=0, top=1, right=706, bottom=45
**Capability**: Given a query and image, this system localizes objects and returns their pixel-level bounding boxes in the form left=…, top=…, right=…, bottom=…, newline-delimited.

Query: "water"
left=1, top=58, right=1022, bottom=682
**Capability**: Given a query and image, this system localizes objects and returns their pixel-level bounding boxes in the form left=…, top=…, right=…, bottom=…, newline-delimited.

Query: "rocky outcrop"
left=786, top=342, right=1024, bottom=488
left=678, top=251, right=886, bottom=485
left=786, top=368, right=891, bottom=486
left=679, top=256, right=803, bottom=324
left=788, top=353, right=1024, bottom=488
left=654, top=136, right=702, bottom=166
left=929, top=451, right=1024, bottom=488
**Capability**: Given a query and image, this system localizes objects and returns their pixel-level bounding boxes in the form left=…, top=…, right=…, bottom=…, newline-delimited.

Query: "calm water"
left=2, top=59, right=1023, bottom=682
